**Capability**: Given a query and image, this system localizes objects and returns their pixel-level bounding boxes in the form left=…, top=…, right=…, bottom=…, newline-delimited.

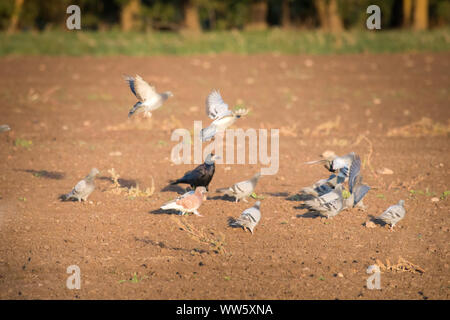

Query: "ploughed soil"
left=0, top=53, right=449, bottom=300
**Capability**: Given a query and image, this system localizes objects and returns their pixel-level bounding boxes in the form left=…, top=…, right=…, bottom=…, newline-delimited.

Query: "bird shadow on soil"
left=160, top=184, right=187, bottom=194
left=148, top=208, right=181, bottom=215
left=366, top=214, right=385, bottom=227
left=97, top=175, right=138, bottom=189
left=286, top=193, right=315, bottom=201
left=293, top=203, right=322, bottom=219
left=18, top=169, right=65, bottom=180
left=209, top=194, right=237, bottom=202
left=263, top=192, right=290, bottom=198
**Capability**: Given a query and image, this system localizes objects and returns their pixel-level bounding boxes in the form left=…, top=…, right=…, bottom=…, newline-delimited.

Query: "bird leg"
left=193, top=209, right=202, bottom=217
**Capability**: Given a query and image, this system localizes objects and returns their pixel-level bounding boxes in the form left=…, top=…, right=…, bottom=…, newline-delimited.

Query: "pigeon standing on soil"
left=216, top=172, right=261, bottom=203
left=0, top=125, right=10, bottom=132
left=347, top=154, right=370, bottom=209
left=200, top=90, right=248, bottom=141
left=124, top=74, right=173, bottom=118
left=169, top=153, right=220, bottom=191
left=304, top=184, right=344, bottom=219
left=160, top=186, right=207, bottom=216
left=230, top=201, right=261, bottom=234
left=61, top=168, right=100, bottom=202
left=376, top=200, right=406, bottom=230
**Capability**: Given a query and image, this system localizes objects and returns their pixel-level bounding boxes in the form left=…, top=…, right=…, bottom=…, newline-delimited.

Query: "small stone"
left=431, top=197, right=439, bottom=202
left=364, top=221, right=376, bottom=228
left=337, top=272, right=344, bottom=278
left=377, top=167, right=394, bottom=175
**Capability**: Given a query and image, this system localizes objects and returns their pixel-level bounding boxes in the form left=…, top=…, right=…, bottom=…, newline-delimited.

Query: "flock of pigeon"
left=2, top=74, right=406, bottom=234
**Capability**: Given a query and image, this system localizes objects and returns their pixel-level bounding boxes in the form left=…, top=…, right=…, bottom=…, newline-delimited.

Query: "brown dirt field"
left=0, top=53, right=449, bottom=300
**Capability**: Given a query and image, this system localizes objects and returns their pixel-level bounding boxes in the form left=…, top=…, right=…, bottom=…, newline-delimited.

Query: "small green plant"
left=342, top=190, right=351, bottom=199
left=376, top=194, right=386, bottom=199
left=118, top=272, right=147, bottom=284
left=18, top=197, right=27, bottom=202
left=250, top=192, right=264, bottom=200
left=14, top=138, right=32, bottom=149
left=224, top=276, right=231, bottom=281
left=318, top=276, right=325, bottom=281
left=440, top=191, right=450, bottom=200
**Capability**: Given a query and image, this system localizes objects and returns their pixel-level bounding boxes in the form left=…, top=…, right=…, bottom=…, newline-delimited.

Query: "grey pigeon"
left=301, top=174, right=338, bottom=197
left=216, top=172, right=261, bottom=203
left=61, top=168, right=100, bottom=202
left=376, top=200, right=406, bottom=230
left=230, top=201, right=261, bottom=234
left=200, top=90, right=248, bottom=141
left=304, top=184, right=344, bottom=219
left=305, top=152, right=357, bottom=184
left=347, top=154, right=370, bottom=209
left=0, top=125, right=10, bottom=132
left=124, top=74, right=173, bottom=118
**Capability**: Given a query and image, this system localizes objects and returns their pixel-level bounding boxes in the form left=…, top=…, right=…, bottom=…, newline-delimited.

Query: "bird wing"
left=126, top=75, right=157, bottom=102
left=205, top=90, right=231, bottom=119
left=73, top=179, right=87, bottom=195
left=348, top=155, right=361, bottom=194
left=353, top=182, right=370, bottom=206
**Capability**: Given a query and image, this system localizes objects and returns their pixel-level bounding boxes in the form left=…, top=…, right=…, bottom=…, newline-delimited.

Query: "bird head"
left=165, top=91, right=174, bottom=98
left=90, top=168, right=100, bottom=177
left=195, top=186, right=208, bottom=200
left=398, top=200, right=405, bottom=206
left=205, top=153, right=221, bottom=164
left=254, top=201, right=261, bottom=208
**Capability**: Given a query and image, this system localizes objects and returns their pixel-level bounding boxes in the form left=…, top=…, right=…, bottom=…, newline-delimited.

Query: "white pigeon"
left=124, top=74, right=173, bottom=118
left=230, top=201, right=261, bottom=234
left=376, top=200, right=406, bottom=230
left=62, top=168, right=100, bottom=202
left=200, top=90, right=248, bottom=141
left=0, top=125, right=10, bottom=132
left=216, top=172, right=261, bottom=203
left=304, top=184, right=344, bottom=218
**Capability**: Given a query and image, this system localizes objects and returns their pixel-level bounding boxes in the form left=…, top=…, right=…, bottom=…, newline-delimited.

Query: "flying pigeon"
left=170, top=153, right=220, bottom=191
left=216, top=172, right=261, bottom=203
left=61, top=168, right=100, bottom=202
left=160, top=186, right=207, bottom=216
left=0, top=125, right=10, bottom=132
left=376, top=200, right=406, bottom=230
left=230, top=201, right=261, bottom=234
left=304, top=184, right=344, bottom=218
left=200, top=90, right=248, bottom=141
left=124, top=74, right=173, bottom=118
left=346, top=154, right=370, bottom=209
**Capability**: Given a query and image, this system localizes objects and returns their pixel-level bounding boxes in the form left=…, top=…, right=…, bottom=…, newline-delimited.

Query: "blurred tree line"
left=1, top=0, right=448, bottom=32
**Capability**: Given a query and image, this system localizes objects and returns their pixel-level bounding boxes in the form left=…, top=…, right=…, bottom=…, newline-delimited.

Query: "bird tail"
left=169, top=179, right=180, bottom=185
left=216, top=187, right=232, bottom=195
left=128, top=102, right=143, bottom=118
left=230, top=217, right=254, bottom=233
left=161, top=201, right=179, bottom=210
left=200, top=125, right=216, bottom=142
left=59, top=192, right=71, bottom=201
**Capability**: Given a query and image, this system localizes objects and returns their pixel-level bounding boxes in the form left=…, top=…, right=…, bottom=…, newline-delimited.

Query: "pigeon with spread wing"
left=200, top=90, right=248, bottom=141
left=124, top=75, right=173, bottom=118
